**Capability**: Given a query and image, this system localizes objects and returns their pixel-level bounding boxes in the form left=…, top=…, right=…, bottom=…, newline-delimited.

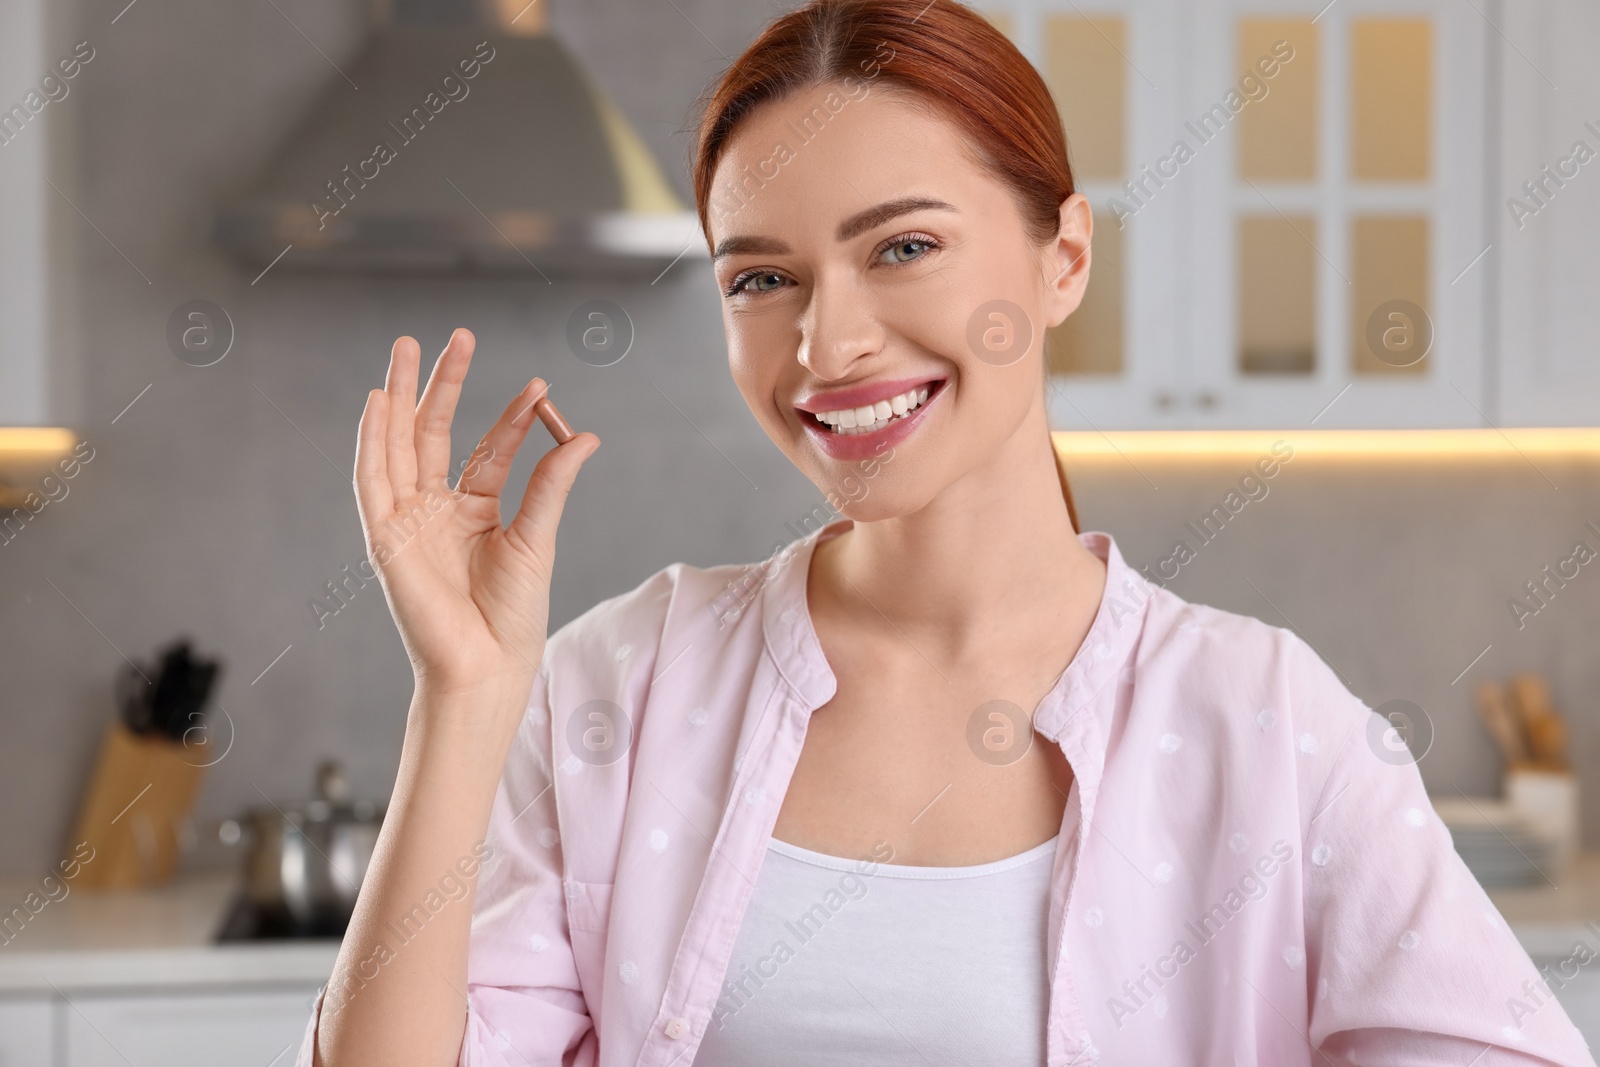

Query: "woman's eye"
left=728, top=271, right=788, bottom=296
left=878, top=239, right=932, bottom=265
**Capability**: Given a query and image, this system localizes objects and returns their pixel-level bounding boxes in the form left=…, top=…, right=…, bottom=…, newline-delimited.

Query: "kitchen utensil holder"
left=66, top=719, right=210, bottom=889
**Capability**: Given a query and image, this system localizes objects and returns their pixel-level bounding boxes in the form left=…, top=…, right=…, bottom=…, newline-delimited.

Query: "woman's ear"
left=1043, top=193, right=1093, bottom=329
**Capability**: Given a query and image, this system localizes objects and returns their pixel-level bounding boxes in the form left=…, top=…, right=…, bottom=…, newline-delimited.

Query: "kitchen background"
left=3, top=0, right=1596, bottom=871
left=0, top=0, right=1598, bottom=1059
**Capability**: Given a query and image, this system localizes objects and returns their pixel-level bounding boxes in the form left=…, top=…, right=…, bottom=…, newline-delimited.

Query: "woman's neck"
left=811, top=402, right=1105, bottom=655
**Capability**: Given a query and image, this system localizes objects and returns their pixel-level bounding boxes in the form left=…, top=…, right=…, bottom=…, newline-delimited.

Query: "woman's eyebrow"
left=712, top=235, right=791, bottom=260
left=712, top=196, right=958, bottom=260
left=836, top=196, right=956, bottom=242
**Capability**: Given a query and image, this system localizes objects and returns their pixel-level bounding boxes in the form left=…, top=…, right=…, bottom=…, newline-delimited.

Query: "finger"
left=506, top=431, right=601, bottom=554
left=384, top=336, right=421, bottom=498
left=415, top=328, right=475, bottom=490
left=456, top=377, right=550, bottom=499
left=354, top=389, right=394, bottom=530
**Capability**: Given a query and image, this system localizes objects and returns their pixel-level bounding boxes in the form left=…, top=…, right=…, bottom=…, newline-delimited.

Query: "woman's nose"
left=797, top=273, right=884, bottom=379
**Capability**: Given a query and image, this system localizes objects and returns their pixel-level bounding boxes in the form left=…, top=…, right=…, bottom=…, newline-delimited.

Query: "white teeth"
left=811, top=384, right=937, bottom=435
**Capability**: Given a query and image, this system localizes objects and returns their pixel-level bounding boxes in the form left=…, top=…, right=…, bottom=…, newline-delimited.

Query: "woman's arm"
left=309, top=329, right=599, bottom=1067
left=314, top=689, right=522, bottom=1067
left=1288, top=637, right=1595, bottom=1066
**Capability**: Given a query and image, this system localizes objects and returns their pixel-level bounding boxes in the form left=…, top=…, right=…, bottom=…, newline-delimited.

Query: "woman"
left=301, top=1, right=1592, bottom=1064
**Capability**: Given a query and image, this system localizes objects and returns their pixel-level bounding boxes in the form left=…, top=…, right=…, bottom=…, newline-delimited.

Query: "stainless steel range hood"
left=215, top=0, right=704, bottom=277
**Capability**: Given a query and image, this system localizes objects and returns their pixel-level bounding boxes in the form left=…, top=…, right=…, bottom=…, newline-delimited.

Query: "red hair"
left=690, top=0, right=1081, bottom=532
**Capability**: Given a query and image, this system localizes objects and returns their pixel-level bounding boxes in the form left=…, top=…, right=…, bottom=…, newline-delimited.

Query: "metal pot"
left=219, top=760, right=384, bottom=932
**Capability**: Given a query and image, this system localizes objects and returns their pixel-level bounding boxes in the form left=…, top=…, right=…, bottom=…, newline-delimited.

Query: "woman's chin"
left=818, top=485, right=930, bottom=526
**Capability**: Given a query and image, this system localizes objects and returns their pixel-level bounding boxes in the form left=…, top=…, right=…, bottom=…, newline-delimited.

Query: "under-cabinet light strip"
left=1053, top=428, right=1600, bottom=457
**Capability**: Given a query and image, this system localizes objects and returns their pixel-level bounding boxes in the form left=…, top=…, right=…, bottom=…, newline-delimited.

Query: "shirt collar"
left=760, top=520, right=1155, bottom=767
left=758, top=520, right=846, bottom=709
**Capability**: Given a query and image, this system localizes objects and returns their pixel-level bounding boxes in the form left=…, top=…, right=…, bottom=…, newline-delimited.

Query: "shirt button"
left=664, top=1017, right=688, bottom=1039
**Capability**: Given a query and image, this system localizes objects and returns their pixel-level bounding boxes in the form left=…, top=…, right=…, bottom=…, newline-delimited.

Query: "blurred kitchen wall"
left=0, top=0, right=1596, bottom=874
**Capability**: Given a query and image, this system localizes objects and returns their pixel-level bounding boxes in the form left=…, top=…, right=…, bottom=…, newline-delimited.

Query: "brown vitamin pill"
left=533, top=395, right=575, bottom=444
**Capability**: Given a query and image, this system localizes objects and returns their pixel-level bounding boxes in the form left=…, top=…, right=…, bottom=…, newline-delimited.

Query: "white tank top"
left=692, top=832, right=1060, bottom=1066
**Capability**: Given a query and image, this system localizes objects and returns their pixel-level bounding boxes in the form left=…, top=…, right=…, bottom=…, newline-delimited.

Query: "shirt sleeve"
left=455, top=664, right=598, bottom=1067
left=1296, top=644, right=1595, bottom=1066
left=293, top=986, right=326, bottom=1067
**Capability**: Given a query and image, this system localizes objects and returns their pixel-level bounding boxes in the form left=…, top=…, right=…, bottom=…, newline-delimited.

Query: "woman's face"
left=708, top=83, right=1091, bottom=520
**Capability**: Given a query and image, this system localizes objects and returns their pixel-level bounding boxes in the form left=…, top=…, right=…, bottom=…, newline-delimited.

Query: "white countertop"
left=0, top=873, right=337, bottom=994
left=0, top=856, right=1589, bottom=995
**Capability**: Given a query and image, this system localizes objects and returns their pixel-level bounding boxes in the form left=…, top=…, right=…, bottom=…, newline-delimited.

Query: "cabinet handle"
left=1194, top=391, right=1219, bottom=409
left=1152, top=390, right=1177, bottom=410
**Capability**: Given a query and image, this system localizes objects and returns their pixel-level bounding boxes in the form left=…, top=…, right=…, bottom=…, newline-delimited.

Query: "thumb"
left=507, top=431, right=600, bottom=554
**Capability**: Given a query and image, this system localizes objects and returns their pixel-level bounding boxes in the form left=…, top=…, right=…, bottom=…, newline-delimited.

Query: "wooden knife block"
left=67, top=720, right=210, bottom=889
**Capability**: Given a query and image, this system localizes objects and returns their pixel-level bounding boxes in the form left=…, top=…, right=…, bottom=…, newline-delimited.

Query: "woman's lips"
left=794, top=375, right=943, bottom=416
left=800, top=379, right=945, bottom=461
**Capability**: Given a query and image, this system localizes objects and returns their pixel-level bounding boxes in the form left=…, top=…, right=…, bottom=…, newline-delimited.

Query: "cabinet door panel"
left=0, top=0, right=50, bottom=426
left=0, top=997, right=54, bottom=1066
left=1185, top=0, right=1487, bottom=429
left=1497, top=0, right=1600, bottom=425
left=63, top=988, right=318, bottom=1067
left=1017, top=0, right=1188, bottom=429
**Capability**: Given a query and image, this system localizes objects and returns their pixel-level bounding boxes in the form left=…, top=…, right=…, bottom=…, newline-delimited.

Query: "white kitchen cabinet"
left=0, top=0, right=81, bottom=429
left=61, top=987, right=319, bottom=1067
left=994, top=0, right=1555, bottom=431
left=1180, top=0, right=1488, bottom=430
left=0, top=0, right=49, bottom=427
left=0, top=875, right=336, bottom=1067
left=0, top=997, right=54, bottom=1065
left=1495, top=0, right=1600, bottom=426
left=988, top=0, right=1188, bottom=432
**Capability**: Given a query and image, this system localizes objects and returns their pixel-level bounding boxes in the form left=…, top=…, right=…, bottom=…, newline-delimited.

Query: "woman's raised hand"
left=353, top=329, right=599, bottom=714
